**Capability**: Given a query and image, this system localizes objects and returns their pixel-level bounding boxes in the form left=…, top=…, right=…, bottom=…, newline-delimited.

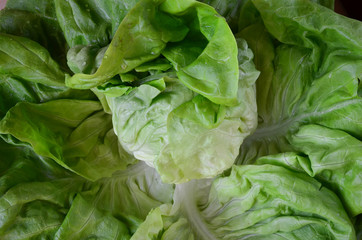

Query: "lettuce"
left=132, top=165, right=355, bottom=239
left=235, top=0, right=362, bottom=217
left=64, top=0, right=259, bottom=183
left=0, top=137, right=173, bottom=239
left=0, top=99, right=135, bottom=181
left=104, top=37, right=258, bottom=183
left=237, top=0, right=362, bottom=165
left=257, top=124, right=362, bottom=216
left=0, top=0, right=361, bottom=239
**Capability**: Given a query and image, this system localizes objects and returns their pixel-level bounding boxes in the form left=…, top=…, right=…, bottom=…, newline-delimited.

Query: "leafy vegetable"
left=63, top=0, right=258, bottom=183
left=0, top=99, right=137, bottom=181
left=1, top=0, right=69, bottom=68
left=132, top=164, right=356, bottom=239
left=0, top=28, right=95, bottom=118
left=237, top=0, right=362, bottom=165
left=0, top=0, right=361, bottom=239
left=66, top=0, right=239, bottom=106
left=257, top=124, right=362, bottom=217
left=0, top=138, right=85, bottom=239
left=54, top=162, right=174, bottom=239
left=54, top=0, right=140, bottom=47
left=0, top=137, right=173, bottom=239
left=106, top=37, right=258, bottom=183
left=0, top=33, right=65, bottom=86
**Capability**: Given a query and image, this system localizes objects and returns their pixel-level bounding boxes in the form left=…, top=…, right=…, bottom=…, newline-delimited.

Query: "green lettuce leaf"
left=257, top=124, right=362, bottom=216
left=106, top=76, right=193, bottom=164
left=54, top=162, right=173, bottom=239
left=67, top=44, right=108, bottom=75
left=0, top=33, right=96, bottom=119
left=105, top=37, right=258, bottom=183
left=132, top=164, right=355, bottom=239
left=130, top=204, right=194, bottom=240
left=0, top=74, right=95, bottom=119
left=0, top=0, right=68, bottom=69
left=156, top=38, right=258, bottom=182
left=5, top=0, right=58, bottom=17
left=53, top=162, right=173, bottom=239
left=0, top=99, right=135, bottom=181
left=54, top=0, right=140, bottom=47
left=0, top=139, right=75, bottom=196
left=237, top=0, right=362, bottom=165
left=81, top=162, right=175, bottom=221
left=0, top=136, right=173, bottom=239
left=65, top=0, right=239, bottom=106
left=0, top=179, right=84, bottom=240
left=0, top=138, right=86, bottom=239
left=0, top=33, right=65, bottom=87
left=199, top=0, right=335, bottom=33
left=198, top=0, right=244, bottom=32
left=54, top=195, right=132, bottom=240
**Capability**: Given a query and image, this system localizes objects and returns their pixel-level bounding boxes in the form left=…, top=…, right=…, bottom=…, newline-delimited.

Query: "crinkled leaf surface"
left=0, top=138, right=173, bottom=239
left=54, top=0, right=140, bottom=47
left=106, top=37, right=258, bottom=183
left=0, top=74, right=95, bottom=119
left=62, top=0, right=255, bottom=183
left=1, top=0, right=361, bottom=239
left=237, top=0, right=362, bottom=165
left=0, top=99, right=135, bottom=181
left=156, top=38, right=258, bottom=182
left=132, top=164, right=355, bottom=239
left=65, top=0, right=239, bottom=107
left=257, top=124, right=362, bottom=216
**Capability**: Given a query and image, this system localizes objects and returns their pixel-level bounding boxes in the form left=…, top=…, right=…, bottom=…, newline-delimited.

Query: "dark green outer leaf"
left=0, top=139, right=74, bottom=196
left=54, top=0, right=140, bottom=47
left=0, top=74, right=96, bottom=119
left=5, top=0, right=58, bottom=17
left=2, top=0, right=69, bottom=70
left=0, top=138, right=86, bottom=239
left=54, top=0, right=110, bottom=47
left=0, top=33, right=65, bottom=87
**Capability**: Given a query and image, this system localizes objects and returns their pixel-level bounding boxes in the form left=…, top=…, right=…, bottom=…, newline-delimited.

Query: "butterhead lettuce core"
left=65, top=0, right=259, bottom=183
